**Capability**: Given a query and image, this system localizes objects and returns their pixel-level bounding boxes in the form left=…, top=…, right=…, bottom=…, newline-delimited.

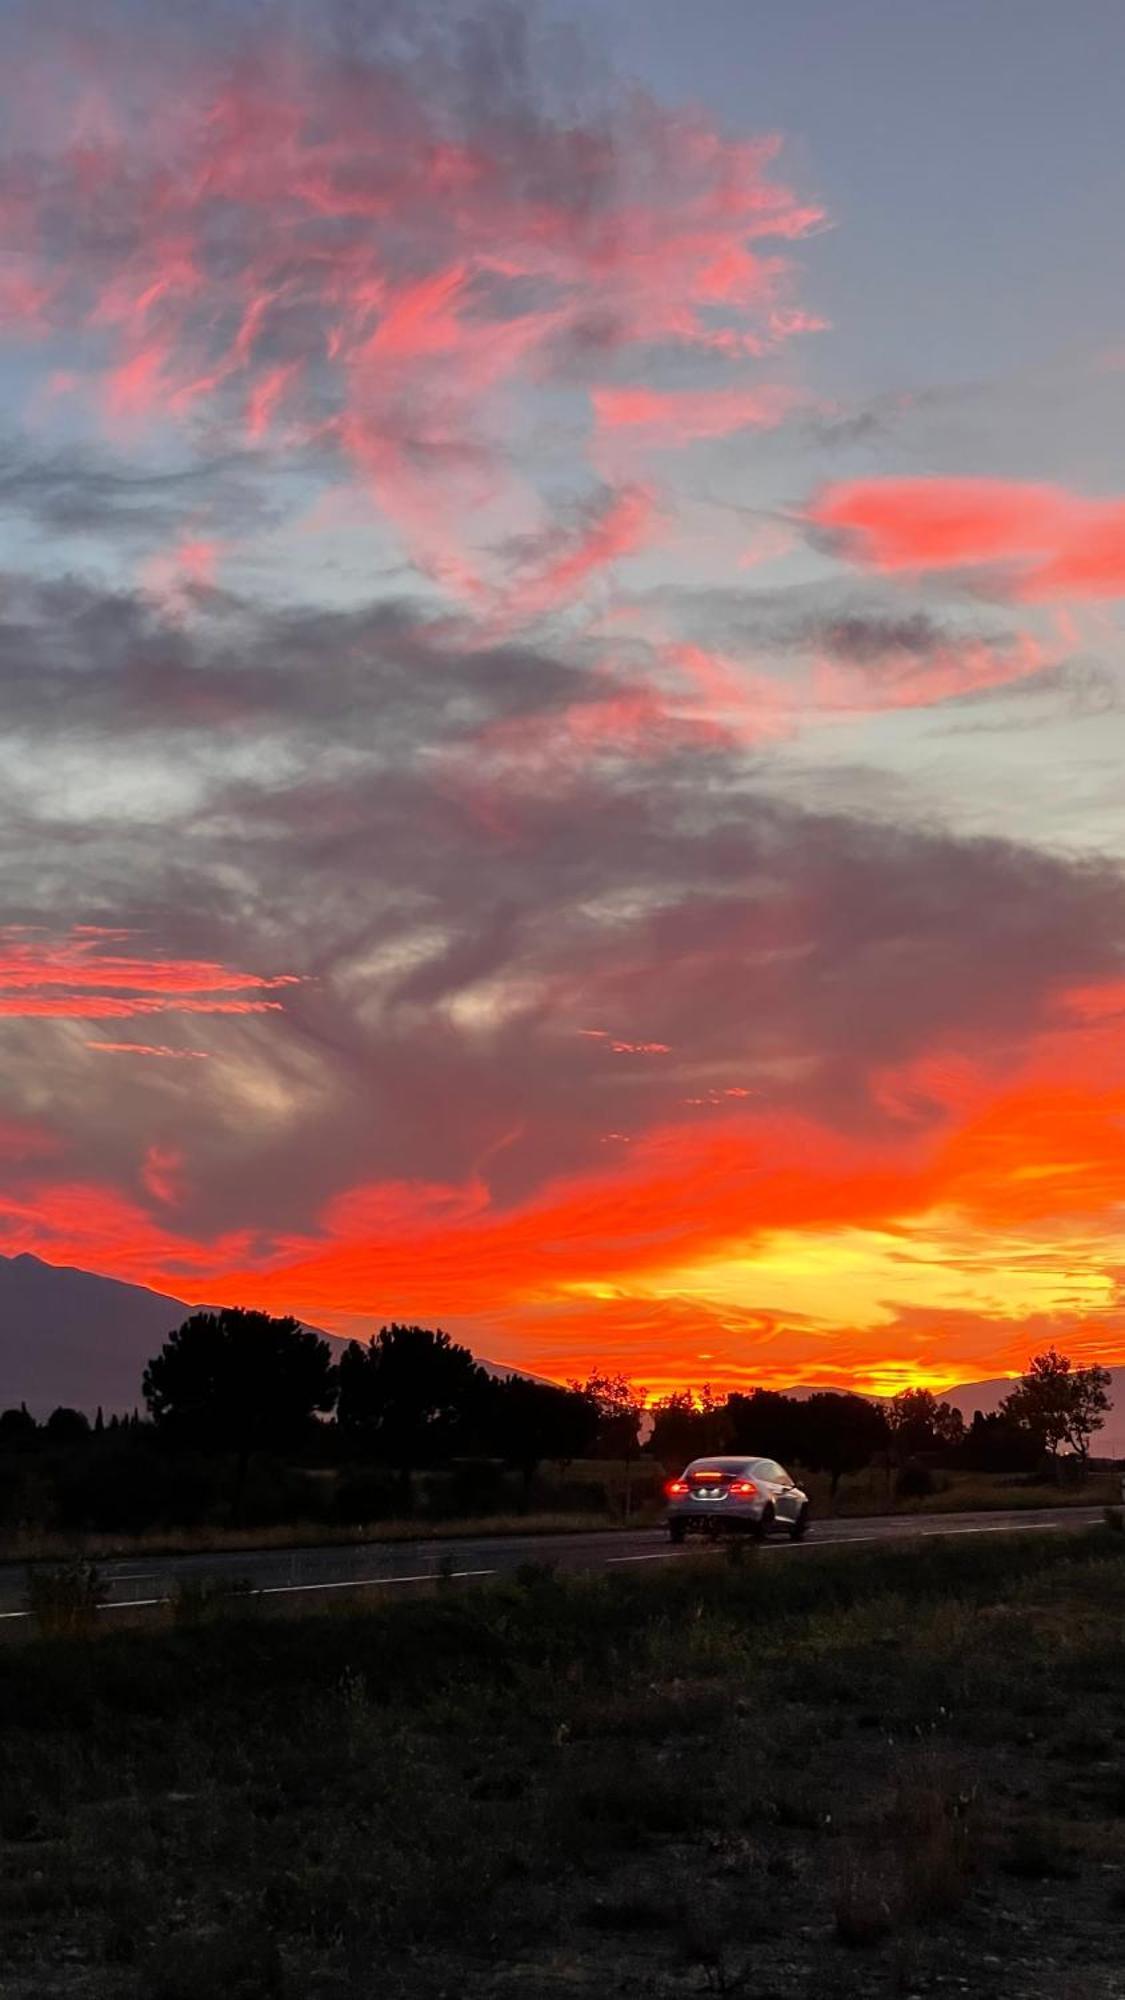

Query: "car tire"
left=668, top=1520, right=687, bottom=1546
left=752, top=1502, right=775, bottom=1541
left=789, top=1506, right=809, bottom=1542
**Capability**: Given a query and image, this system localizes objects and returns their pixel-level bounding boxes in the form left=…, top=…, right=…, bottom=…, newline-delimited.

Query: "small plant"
left=832, top=1846, right=895, bottom=1947
left=724, top=1533, right=755, bottom=1568
left=168, top=1573, right=254, bottom=1627
left=1000, top=1819, right=1075, bottom=1881
left=514, top=1559, right=558, bottom=1589
left=24, top=1558, right=107, bottom=1639
left=895, top=1460, right=937, bottom=1500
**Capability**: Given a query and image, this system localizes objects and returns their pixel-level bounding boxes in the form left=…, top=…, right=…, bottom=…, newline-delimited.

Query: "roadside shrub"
left=169, top=1574, right=256, bottom=1628
left=540, top=1477, right=610, bottom=1515
left=437, top=1459, right=511, bottom=1516
left=53, top=1441, right=221, bottom=1533
left=25, top=1558, right=107, bottom=1638
left=895, top=1460, right=937, bottom=1500
left=1105, top=1506, right=1124, bottom=1533
left=331, top=1466, right=402, bottom=1523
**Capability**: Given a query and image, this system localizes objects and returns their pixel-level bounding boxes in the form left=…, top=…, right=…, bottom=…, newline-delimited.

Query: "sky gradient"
left=3, top=0, right=1125, bottom=1395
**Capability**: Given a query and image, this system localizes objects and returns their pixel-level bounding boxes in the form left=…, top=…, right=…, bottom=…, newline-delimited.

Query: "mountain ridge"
left=1, top=1253, right=1121, bottom=1451
left=0, top=1252, right=549, bottom=1414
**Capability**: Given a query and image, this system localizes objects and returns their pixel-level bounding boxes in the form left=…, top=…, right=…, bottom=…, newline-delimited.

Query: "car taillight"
left=665, top=1480, right=688, bottom=1497
left=729, top=1480, right=758, bottom=1497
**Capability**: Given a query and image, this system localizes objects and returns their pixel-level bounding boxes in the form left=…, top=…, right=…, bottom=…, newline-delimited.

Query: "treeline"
left=0, top=1310, right=1113, bottom=1538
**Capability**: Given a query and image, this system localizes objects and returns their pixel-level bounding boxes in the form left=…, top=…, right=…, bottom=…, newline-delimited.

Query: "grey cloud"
left=6, top=548, right=1123, bottom=1249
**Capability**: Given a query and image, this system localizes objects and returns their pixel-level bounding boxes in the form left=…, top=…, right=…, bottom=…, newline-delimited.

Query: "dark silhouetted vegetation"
left=0, top=1324, right=1116, bottom=1552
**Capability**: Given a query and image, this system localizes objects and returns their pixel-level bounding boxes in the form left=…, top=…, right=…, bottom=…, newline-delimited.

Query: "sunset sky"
left=3, top=0, right=1125, bottom=1396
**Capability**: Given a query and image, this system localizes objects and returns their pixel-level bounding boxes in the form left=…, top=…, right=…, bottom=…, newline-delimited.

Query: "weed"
left=1000, top=1819, right=1077, bottom=1880
left=24, top=1557, right=107, bottom=1638
left=140, top=1924, right=286, bottom=1998
left=832, top=1846, right=896, bottom=1947
left=514, top=1558, right=559, bottom=1589
left=894, top=1773, right=973, bottom=1920
left=169, top=1574, right=255, bottom=1627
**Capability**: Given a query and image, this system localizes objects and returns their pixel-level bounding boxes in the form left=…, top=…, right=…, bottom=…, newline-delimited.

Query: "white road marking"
left=0, top=1513, right=1098, bottom=1620
left=0, top=1568, right=500, bottom=1620
left=256, top=1568, right=497, bottom=1595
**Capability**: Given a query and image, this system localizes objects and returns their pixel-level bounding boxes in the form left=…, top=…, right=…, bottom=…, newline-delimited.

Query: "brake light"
left=729, top=1480, right=758, bottom=1497
left=665, top=1480, right=688, bottom=1497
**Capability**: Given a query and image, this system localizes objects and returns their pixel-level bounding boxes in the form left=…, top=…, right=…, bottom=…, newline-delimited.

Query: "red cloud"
left=809, top=477, right=1125, bottom=600
left=0, top=930, right=296, bottom=1020
left=499, top=487, right=655, bottom=628
left=593, top=382, right=798, bottom=448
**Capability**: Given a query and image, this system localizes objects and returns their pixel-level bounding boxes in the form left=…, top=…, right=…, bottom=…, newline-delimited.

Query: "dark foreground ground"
left=1, top=1529, right=1124, bottom=1999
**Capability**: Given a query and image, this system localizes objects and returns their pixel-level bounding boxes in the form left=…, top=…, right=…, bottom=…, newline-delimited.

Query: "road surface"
left=0, top=1504, right=1106, bottom=1622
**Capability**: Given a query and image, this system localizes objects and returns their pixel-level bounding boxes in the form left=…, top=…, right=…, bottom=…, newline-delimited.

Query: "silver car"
left=665, top=1455, right=810, bottom=1543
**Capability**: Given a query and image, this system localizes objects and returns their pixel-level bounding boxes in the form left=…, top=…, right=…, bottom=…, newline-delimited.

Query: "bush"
left=895, top=1460, right=938, bottom=1500
left=435, top=1459, right=512, bottom=1517
left=25, top=1558, right=107, bottom=1639
left=169, top=1574, right=256, bottom=1628
left=537, top=1477, right=610, bottom=1515
left=331, top=1465, right=402, bottom=1523
left=53, top=1440, right=222, bottom=1533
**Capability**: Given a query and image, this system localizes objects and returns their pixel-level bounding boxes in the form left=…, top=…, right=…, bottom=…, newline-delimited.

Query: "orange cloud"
left=5, top=1063, right=1125, bottom=1393
left=809, top=477, right=1125, bottom=599
left=0, top=930, right=296, bottom=1019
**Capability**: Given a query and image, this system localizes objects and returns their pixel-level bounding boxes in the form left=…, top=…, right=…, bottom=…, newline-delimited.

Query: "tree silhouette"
left=44, top=1407, right=91, bottom=1446
left=724, top=1389, right=809, bottom=1466
left=0, top=1404, right=38, bottom=1450
left=1000, top=1349, right=1111, bottom=1473
left=485, top=1376, right=599, bottom=1497
left=649, top=1388, right=725, bottom=1468
left=336, top=1324, right=487, bottom=1491
left=887, top=1388, right=965, bottom=1459
left=571, top=1372, right=647, bottom=1518
left=143, top=1309, right=337, bottom=1520
left=801, top=1391, right=889, bottom=1502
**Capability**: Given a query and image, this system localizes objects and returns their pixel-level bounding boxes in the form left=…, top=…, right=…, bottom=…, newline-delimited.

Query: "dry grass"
left=0, top=1506, right=660, bottom=1567
left=1, top=1528, right=1124, bottom=1997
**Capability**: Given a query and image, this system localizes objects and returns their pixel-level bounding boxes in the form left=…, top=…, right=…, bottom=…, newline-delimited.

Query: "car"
left=665, top=1455, right=810, bottom=1544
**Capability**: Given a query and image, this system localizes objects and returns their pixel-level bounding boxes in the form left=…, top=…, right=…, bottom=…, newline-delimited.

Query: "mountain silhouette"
left=0, top=1253, right=551, bottom=1415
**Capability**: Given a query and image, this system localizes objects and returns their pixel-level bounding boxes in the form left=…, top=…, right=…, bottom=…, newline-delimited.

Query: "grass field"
left=2, top=1527, right=1124, bottom=1997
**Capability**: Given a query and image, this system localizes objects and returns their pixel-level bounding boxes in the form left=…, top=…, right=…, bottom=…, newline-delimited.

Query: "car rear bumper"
left=667, top=1504, right=766, bottom=1531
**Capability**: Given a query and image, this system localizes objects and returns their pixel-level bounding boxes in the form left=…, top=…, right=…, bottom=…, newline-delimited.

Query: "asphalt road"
left=0, top=1503, right=1107, bottom=1622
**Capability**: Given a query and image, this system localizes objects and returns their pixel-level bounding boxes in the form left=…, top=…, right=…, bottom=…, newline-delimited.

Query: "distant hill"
left=781, top=1373, right=1125, bottom=1458
left=0, top=1253, right=550, bottom=1416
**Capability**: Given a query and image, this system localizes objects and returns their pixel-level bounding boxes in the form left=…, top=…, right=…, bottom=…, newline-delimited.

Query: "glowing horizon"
left=2, top=1, right=1125, bottom=1402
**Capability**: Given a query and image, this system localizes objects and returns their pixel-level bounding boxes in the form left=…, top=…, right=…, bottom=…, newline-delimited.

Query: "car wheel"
left=752, top=1502, right=775, bottom=1541
left=668, top=1520, right=687, bottom=1545
left=789, top=1505, right=809, bottom=1542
